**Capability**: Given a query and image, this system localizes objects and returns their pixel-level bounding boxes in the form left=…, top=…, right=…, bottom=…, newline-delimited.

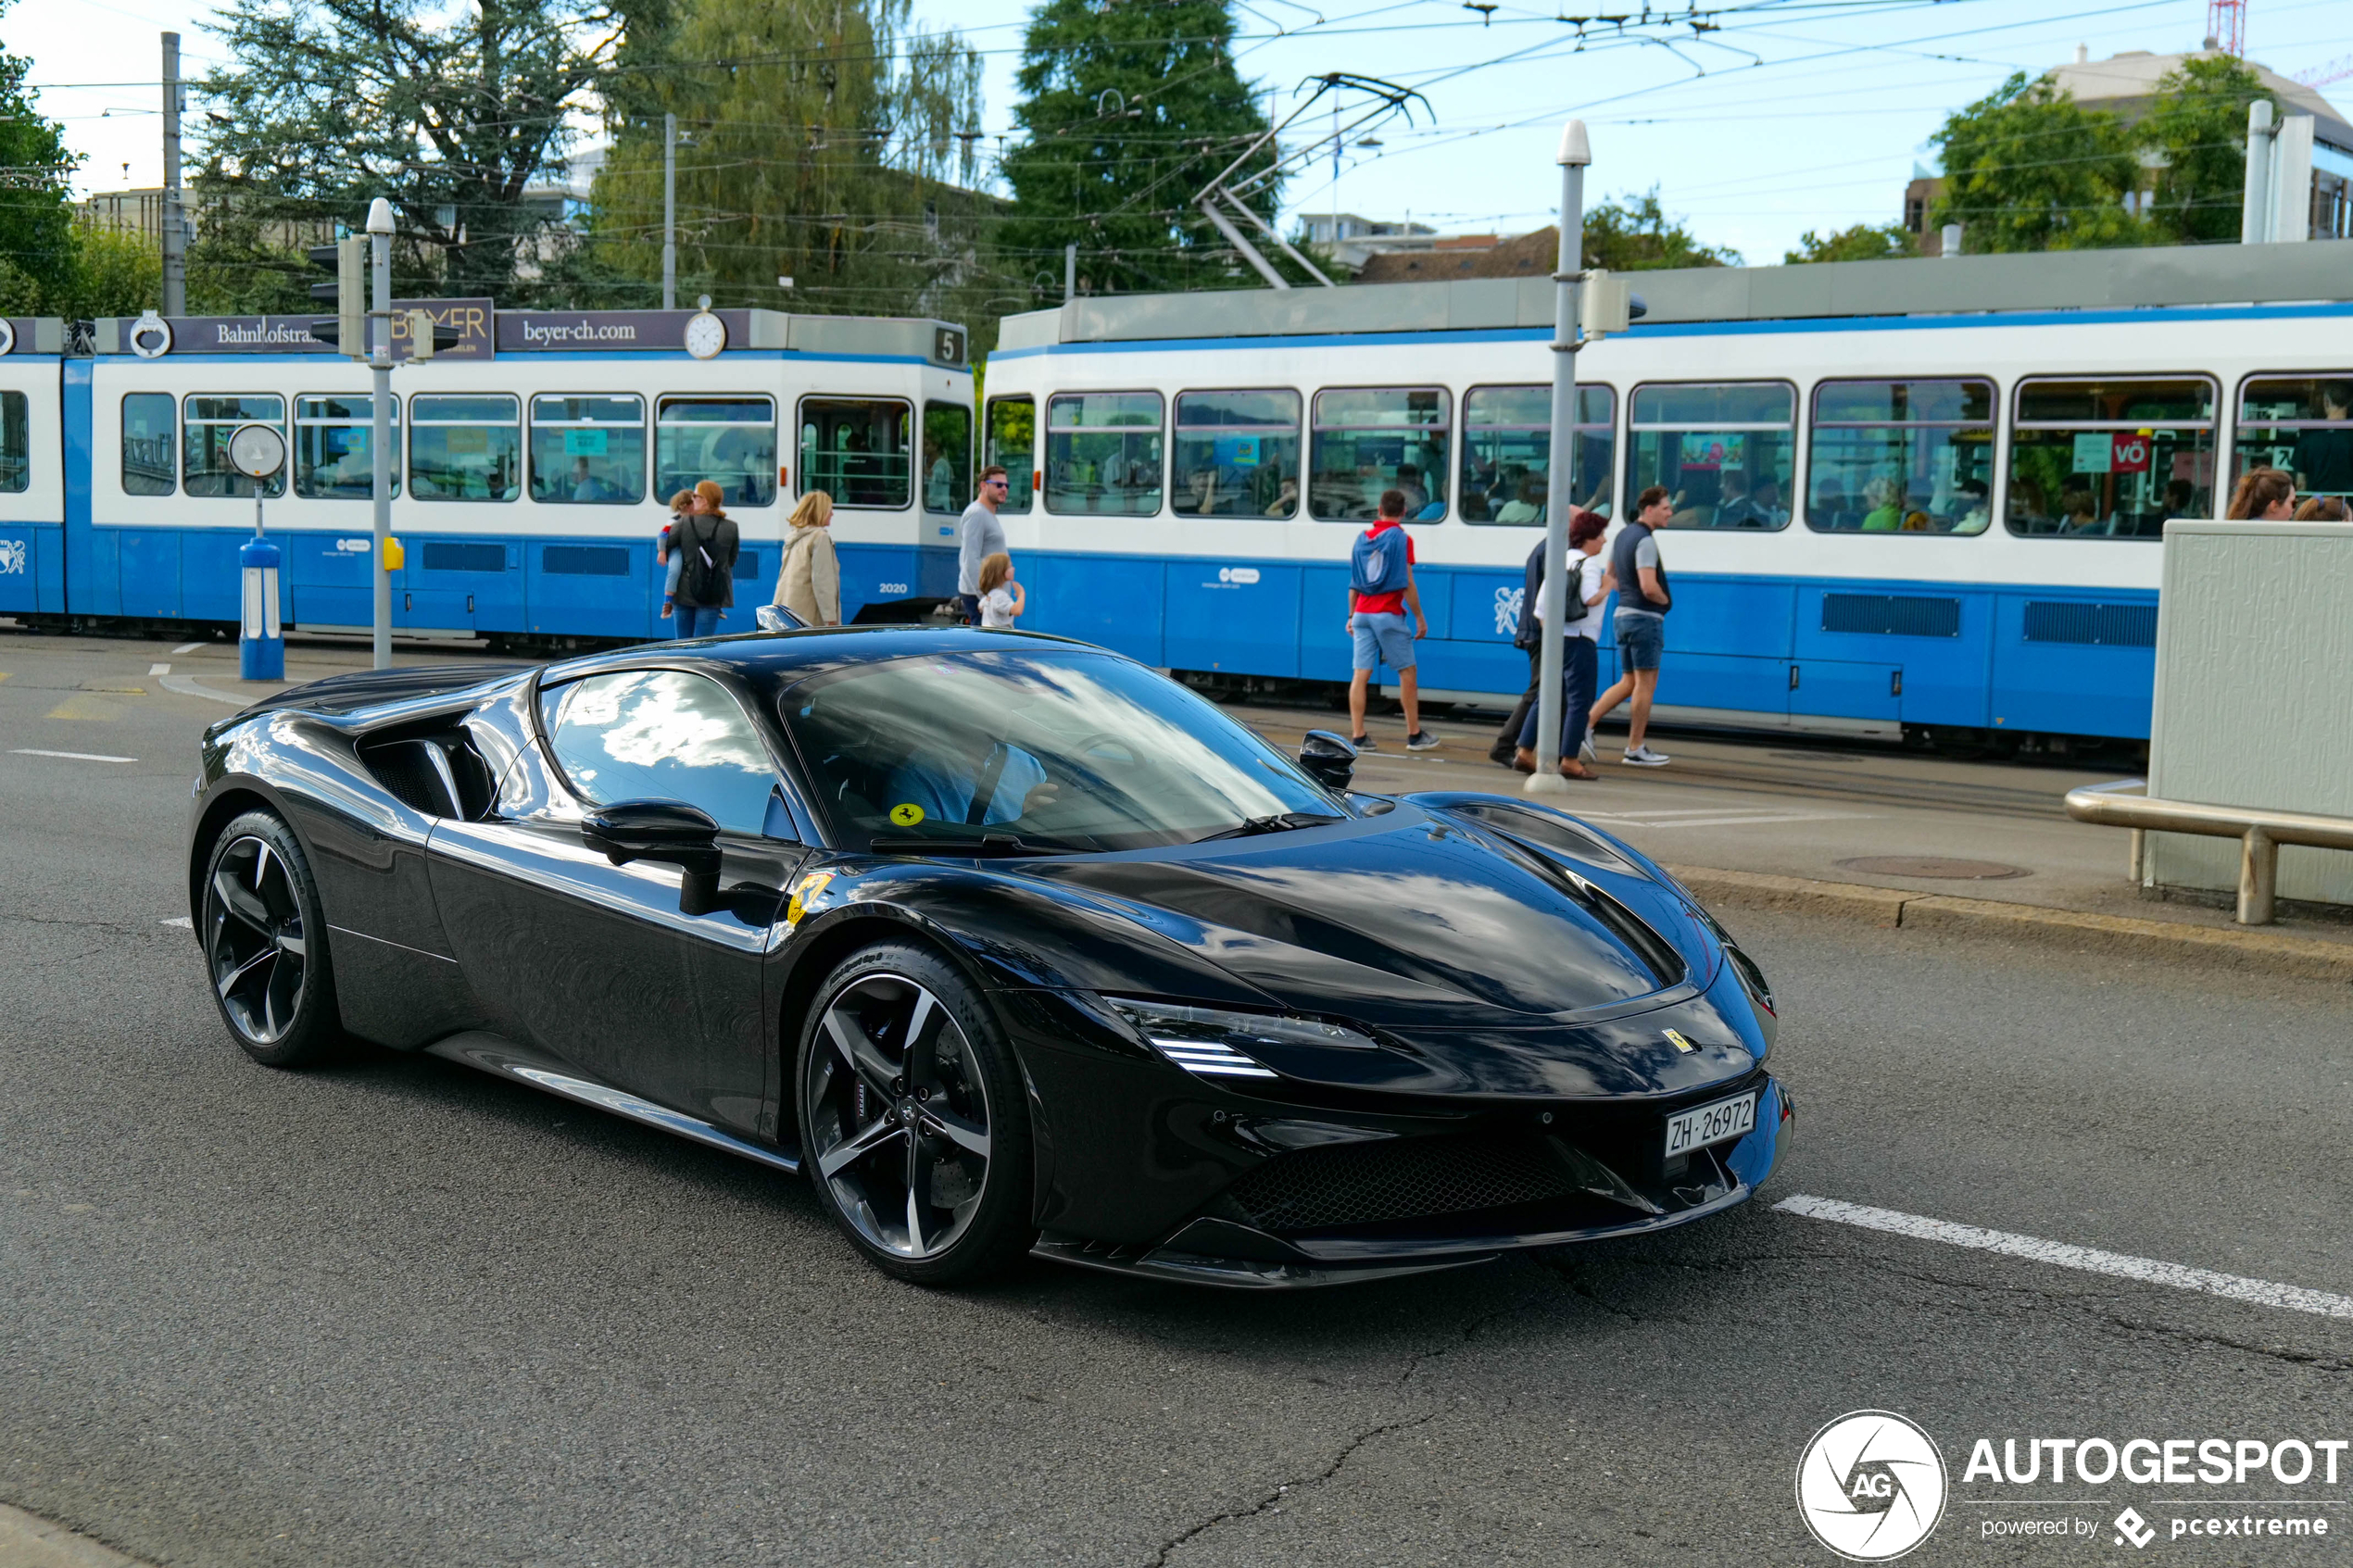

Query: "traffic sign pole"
left=369, top=199, right=394, bottom=671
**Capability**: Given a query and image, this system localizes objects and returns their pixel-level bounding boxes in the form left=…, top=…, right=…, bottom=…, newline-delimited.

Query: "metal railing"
left=2065, top=779, right=2353, bottom=925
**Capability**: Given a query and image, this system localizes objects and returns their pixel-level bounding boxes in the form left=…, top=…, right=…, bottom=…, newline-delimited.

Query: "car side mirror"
left=583, top=799, right=721, bottom=871
left=1299, top=729, right=1358, bottom=791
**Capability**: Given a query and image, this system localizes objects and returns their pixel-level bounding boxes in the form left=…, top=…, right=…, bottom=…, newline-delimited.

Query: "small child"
left=976, top=551, right=1024, bottom=629
left=658, top=488, right=692, bottom=619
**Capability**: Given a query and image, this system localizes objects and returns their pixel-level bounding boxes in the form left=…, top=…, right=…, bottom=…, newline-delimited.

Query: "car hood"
left=1014, top=805, right=1704, bottom=1032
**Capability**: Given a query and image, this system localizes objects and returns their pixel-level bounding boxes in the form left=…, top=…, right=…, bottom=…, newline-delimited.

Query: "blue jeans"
left=673, top=604, right=724, bottom=638
left=1519, top=635, right=1597, bottom=755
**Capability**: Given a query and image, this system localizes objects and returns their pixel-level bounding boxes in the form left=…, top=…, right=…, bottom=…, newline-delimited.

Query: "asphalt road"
left=5, top=629, right=2351, bottom=1568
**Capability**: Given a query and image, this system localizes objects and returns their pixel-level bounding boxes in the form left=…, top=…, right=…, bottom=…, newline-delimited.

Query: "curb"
left=1663, top=864, right=2353, bottom=984
left=0, top=1504, right=154, bottom=1568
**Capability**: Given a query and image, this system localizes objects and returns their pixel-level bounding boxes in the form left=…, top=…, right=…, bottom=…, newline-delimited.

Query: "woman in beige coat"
left=774, top=490, right=842, bottom=626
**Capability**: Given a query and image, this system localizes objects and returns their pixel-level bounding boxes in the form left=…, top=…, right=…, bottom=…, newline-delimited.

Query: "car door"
left=428, top=667, right=804, bottom=1130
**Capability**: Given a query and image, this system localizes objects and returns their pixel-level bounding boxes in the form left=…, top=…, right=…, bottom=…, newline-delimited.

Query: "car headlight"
left=1106, top=997, right=1378, bottom=1082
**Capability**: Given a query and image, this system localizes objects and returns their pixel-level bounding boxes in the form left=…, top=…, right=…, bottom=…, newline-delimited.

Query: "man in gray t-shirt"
left=1590, top=485, right=1676, bottom=767
left=956, top=466, right=1011, bottom=622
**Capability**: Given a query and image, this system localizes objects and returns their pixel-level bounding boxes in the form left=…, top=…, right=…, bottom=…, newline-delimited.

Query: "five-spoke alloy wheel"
left=799, top=944, right=1032, bottom=1284
left=200, top=809, right=339, bottom=1066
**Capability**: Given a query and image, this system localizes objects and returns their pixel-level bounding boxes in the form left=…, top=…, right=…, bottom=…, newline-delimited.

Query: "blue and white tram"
left=980, top=242, right=2353, bottom=750
left=0, top=307, right=973, bottom=646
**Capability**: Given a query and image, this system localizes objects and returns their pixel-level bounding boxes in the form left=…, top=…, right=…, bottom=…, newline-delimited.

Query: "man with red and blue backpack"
left=1344, top=489, right=1438, bottom=752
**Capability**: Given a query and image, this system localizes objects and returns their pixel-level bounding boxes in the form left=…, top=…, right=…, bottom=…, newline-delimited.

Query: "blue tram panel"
left=53, top=306, right=970, bottom=642
left=0, top=320, right=69, bottom=617
left=979, top=242, right=2353, bottom=745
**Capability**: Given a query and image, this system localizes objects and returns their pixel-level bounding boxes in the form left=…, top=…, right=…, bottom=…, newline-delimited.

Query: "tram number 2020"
left=876, top=582, right=909, bottom=596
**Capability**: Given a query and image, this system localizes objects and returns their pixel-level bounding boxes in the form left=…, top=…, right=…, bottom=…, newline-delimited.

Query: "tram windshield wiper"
left=1190, top=812, right=1346, bottom=845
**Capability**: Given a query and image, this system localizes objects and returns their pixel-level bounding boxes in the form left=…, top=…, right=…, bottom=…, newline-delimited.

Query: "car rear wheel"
left=200, top=809, right=341, bottom=1068
left=797, top=943, right=1033, bottom=1286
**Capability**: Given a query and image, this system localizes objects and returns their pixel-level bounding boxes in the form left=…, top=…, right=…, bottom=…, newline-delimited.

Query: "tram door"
left=0, top=347, right=62, bottom=618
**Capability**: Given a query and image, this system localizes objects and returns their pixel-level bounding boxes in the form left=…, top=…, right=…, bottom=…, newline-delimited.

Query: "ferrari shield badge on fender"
left=786, top=872, right=836, bottom=927
left=1665, top=1029, right=1696, bottom=1053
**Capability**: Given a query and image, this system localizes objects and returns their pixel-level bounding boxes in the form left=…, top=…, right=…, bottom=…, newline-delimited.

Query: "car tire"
left=797, top=942, right=1034, bottom=1286
left=199, top=809, right=342, bottom=1068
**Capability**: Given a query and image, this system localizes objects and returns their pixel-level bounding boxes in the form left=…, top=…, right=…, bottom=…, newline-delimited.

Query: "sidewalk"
left=1227, top=699, right=2353, bottom=983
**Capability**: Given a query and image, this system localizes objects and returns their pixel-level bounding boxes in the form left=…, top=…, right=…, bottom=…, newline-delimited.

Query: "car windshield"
left=782, top=648, right=1340, bottom=852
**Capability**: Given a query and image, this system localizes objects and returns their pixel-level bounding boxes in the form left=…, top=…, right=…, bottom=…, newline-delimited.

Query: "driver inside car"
left=885, top=737, right=1058, bottom=829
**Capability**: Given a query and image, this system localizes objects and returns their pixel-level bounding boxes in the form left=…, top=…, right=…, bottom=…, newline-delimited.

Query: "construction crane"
left=2205, top=0, right=2244, bottom=57
left=2294, top=54, right=2353, bottom=87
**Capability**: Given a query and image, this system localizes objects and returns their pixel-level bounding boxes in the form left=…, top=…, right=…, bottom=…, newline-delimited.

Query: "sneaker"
left=1351, top=733, right=1377, bottom=751
left=1405, top=730, right=1441, bottom=751
left=1622, top=745, right=1670, bottom=768
left=1579, top=734, right=1599, bottom=763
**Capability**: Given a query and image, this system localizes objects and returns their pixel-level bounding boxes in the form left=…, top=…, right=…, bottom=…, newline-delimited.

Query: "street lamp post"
left=369, top=198, right=396, bottom=671
left=1529, top=120, right=1591, bottom=797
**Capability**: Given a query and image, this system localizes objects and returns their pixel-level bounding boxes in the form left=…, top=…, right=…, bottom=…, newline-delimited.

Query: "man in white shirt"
left=1514, top=510, right=1615, bottom=780
left=956, top=466, right=1010, bottom=623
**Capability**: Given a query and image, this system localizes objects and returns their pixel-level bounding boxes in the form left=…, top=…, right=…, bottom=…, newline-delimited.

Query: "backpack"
left=1349, top=525, right=1411, bottom=597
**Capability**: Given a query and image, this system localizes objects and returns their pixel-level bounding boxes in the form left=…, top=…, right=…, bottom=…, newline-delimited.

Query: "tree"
left=195, top=0, right=631, bottom=302
left=1785, top=222, right=1915, bottom=264
left=1000, top=0, right=1286, bottom=297
left=1931, top=71, right=2148, bottom=252
left=587, top=0, right=987, bottom=320
left=2139, top=55, right=2274, bottom=245
left=0, top=0, right=77, bottom=307
left=1581, top=188, right=1739, bottom=270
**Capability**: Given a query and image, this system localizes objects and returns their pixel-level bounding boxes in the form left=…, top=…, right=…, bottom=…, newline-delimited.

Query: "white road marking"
left=171, top=641, right=205, bottom=654
left=1586, top=811, right=1881, bottom=830
left=160, top=916, right=192, bottom=929
left=1777, top=1194, right=2353, bottom=1322
left=12, top=748, right=138, bottom=763
left=148, top=661, right=170, bottom=675
left=158, top=672, right=261, bottom=707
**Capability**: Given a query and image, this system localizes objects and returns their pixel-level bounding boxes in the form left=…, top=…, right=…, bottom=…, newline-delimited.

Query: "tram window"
left=0, top=391, right=26, bottom=493
left=2007, top=377, right=2215, bottom=539
left=1310, top=387, right=1449, bottom=521
left=529, top=395, right=646, bottom=506
left=184, top=394, right=286, bottom=498
left=797, top=397, right=911, bottom=510
left=1045, top=392, right=1163, bottom=516
left=1173, top=390, right=1300, bottom=518
left=1806, top=379, right=1994, bottom=535
left=295, top=395, right=399, bottom=499
left=984, top=397, right=1034, bottom=513
left=1628, top=382, right=1793, bottom=531
left=1459, top=385, right=1614, bottom=525
left=657, top=395, right=776, bottom=508
left=409, top=395, right=521, bottom=502
left=922, top=403, right=972, bottom=512
left=121, top=394, right=175, bottom=496
left=2233, top=377, right=2353, bottom=504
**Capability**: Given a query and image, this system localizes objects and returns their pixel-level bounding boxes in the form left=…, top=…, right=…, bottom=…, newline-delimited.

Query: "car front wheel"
left=797, top=943, right=1034, bottom=1286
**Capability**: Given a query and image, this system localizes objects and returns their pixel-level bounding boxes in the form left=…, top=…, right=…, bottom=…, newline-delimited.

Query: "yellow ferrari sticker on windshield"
left=786, top=871, right=836, bottom=927
left=888, top=803, right=925, bottom=827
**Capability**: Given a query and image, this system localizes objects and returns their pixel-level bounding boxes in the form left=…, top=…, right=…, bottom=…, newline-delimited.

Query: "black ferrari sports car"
left=187, top=626, right=1791, bottom=1288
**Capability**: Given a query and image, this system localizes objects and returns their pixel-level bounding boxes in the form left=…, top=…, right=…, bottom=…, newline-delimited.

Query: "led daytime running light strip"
left=1147, top=1037, right=1277, bottom=1079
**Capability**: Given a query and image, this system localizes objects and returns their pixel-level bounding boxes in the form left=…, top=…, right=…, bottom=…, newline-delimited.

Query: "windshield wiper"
left=864, top=833, right=1072, bottom=859
left=1189, top=812, right=1346, bottom=845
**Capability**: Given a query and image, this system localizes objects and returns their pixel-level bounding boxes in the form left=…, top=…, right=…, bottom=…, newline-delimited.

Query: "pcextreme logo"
left=1797, top=1411, right=1949, bottom=1562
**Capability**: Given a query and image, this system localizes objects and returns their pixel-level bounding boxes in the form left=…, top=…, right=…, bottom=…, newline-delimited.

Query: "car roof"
left=540, top=624, right=1101, bottom=688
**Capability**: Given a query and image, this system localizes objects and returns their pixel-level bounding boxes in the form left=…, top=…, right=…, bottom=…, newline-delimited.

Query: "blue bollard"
left=240, top=533, right=284, bottom=681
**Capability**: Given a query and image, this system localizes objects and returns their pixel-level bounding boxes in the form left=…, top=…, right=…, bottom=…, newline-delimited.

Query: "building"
left=74, top=188, right=333, bottom=252
left=1296, top=213, right=1504, bottom=274
left=1902, top=47, right=2353, bottom=252
left=1353, top=227, right=1552, bottom=284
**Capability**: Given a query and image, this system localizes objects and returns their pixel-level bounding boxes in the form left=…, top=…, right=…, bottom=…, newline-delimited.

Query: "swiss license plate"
left=1664, top=1090, right=1757, bottom=1158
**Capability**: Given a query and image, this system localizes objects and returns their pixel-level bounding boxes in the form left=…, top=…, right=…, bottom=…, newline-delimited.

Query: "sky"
left=10, top=0, right=2350, bottom=267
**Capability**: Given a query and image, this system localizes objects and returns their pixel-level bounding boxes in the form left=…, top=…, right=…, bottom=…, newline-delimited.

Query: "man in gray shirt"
left=956, top=465, right=1010, bottom=623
